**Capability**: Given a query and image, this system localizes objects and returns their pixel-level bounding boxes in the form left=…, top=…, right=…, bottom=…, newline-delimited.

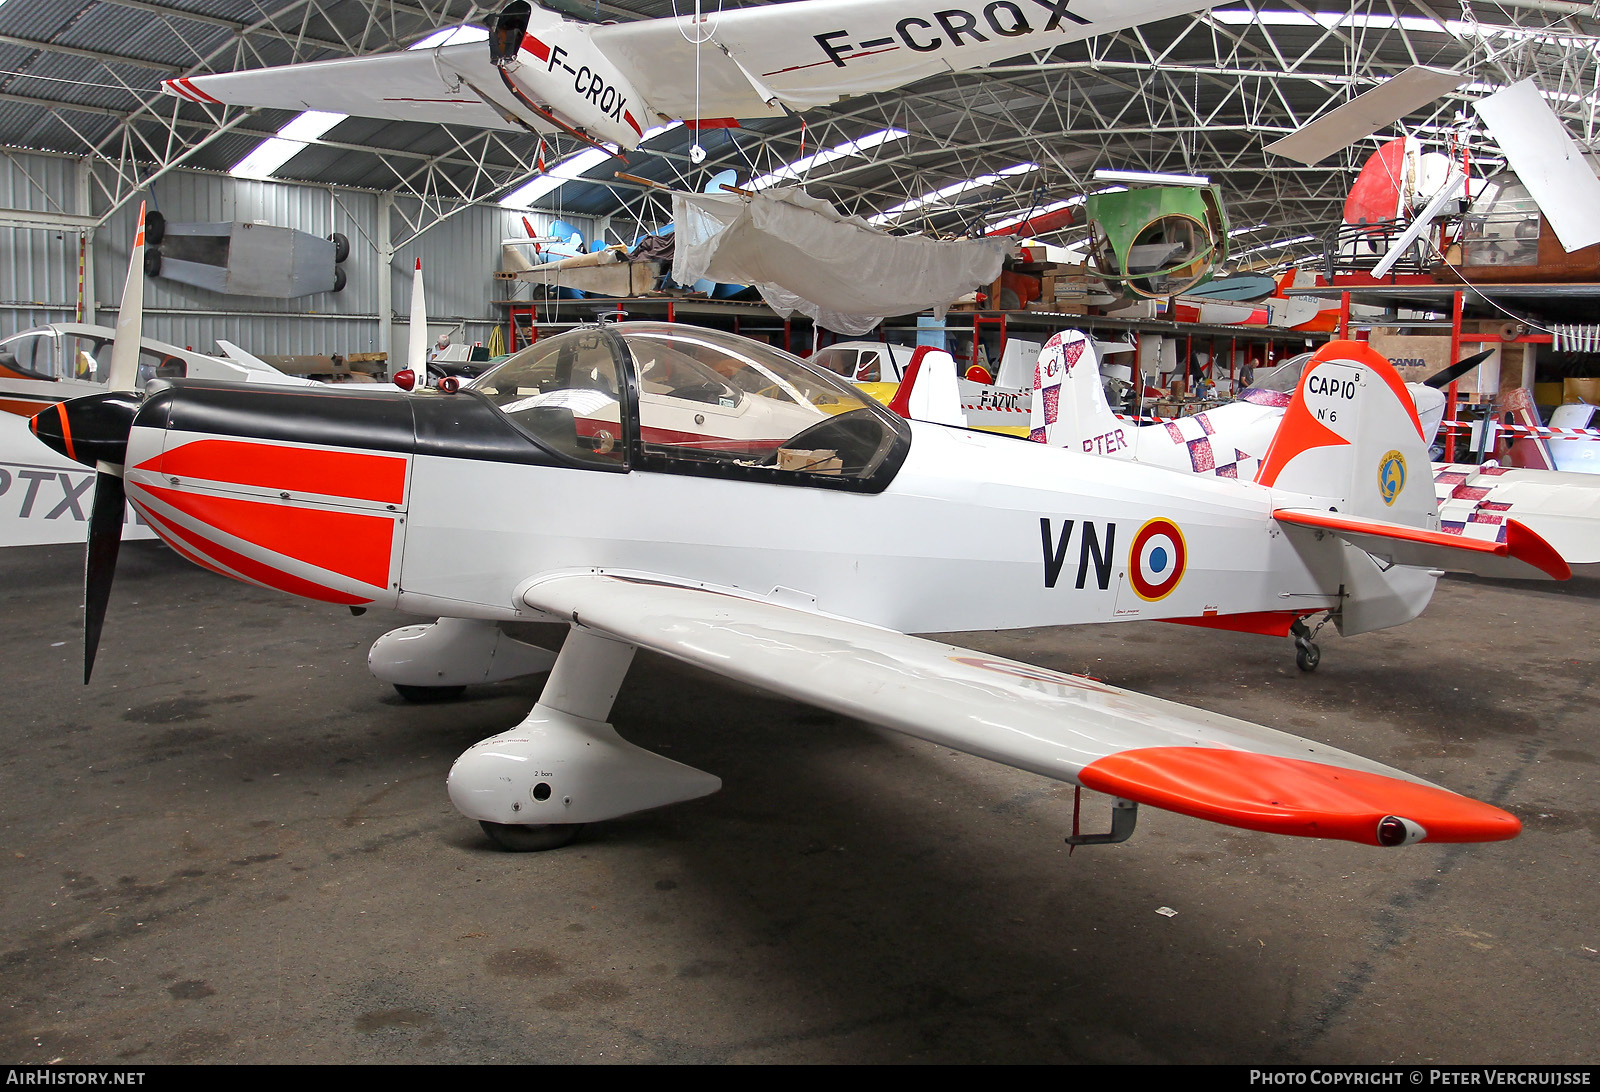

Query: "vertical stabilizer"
left=885, top=346, right=964, bottom=427
left=1256, top=341, right=1434, bottom=528
left=1028, top=331, right=1122, bottom=452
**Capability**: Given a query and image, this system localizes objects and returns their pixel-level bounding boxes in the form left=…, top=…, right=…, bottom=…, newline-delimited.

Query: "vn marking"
left=815, top=1, right=1089, bottom=66
left=1040, top=517, right=1115, bottom=590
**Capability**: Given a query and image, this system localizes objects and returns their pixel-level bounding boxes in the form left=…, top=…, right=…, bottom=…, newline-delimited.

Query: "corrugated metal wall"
left=0, top=150, right=598, bottom=369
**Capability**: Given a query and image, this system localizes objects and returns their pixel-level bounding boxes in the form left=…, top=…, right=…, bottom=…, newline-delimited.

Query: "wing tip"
left=1080, top=747, right=1521, bottom=846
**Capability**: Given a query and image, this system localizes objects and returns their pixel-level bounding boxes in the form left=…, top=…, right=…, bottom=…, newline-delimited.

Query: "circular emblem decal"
left=1379, top=449, right=1406, bottom=506
left=1128, top=518, right=1187, bottom=602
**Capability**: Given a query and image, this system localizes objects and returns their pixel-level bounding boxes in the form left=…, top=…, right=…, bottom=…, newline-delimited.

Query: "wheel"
left=145, top=211, right=165, bottom=246
left=143, top=246, right=161, bottom=278
left=393, top=683, right=465, bottom=702
left=332, top=266, right=347, bottom=293
left=330, top=231, right=350, bottom=264
left=1295, top=640, right=1321, bottom=673
left=479, top=821, right=582, bottom=852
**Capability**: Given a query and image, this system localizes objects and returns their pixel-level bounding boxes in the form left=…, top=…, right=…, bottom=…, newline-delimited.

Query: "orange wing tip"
left=1079, top=747, right=1521, bottom=845
left=1506, top=519, right=1571, bottom=580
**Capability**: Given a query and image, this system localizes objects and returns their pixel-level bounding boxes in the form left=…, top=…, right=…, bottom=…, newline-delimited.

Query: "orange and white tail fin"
left=1255, top=340, right=1435, bottom=528
left=885, top=346, right=964, bottom=427
left=1028, top=331, right=1122, bottom=452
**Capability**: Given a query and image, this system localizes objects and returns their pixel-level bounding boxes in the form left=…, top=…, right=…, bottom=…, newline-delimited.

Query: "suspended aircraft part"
left=146, top=220, right=348, bottom=298
left=1085, top=185, right=1228, bottom=299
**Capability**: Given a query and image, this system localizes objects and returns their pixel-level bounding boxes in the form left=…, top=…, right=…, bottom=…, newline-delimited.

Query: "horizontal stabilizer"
left=1274, top=508, right=1571, bottom=581
left=523, top=573, right=1519, bottom=845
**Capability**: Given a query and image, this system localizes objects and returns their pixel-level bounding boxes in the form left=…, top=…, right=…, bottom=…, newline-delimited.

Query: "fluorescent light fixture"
left=229, top=109, right=347, bottom=179
left=1237, top=233, right=1316, bottom=257
left=748, top=128, right=909, bottom=191
left=500, top=147, right=613, bottom=206
left=871, top=162, right=1041, bottom=224
left=500, top=122, right=682, bottom=207
left=1229, top=220, right=1271, bottom=237
left=1094, top=168, right=1210, bottom=186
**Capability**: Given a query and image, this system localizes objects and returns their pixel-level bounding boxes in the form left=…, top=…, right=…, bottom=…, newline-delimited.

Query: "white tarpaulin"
left=673, top=188, right=1011, bottom=337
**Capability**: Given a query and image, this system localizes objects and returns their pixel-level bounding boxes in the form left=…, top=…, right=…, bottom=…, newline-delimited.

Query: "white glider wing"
left=524, top=573, right=1519, bottom=846
left=166, top=0, right=1223, bottom=133
left=164, top=42, right=529, bottom=133
left=591, top=0, right=1222, bottom=116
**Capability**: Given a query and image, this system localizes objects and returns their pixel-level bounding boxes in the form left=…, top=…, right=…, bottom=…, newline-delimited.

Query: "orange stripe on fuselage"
left=1080, top=747, right=1521, bottom=845
left=140, top=439, right=407, bottom=505
left=140, top=484, right=395, bottom=590
left=134, top=500, right=373, bottom=606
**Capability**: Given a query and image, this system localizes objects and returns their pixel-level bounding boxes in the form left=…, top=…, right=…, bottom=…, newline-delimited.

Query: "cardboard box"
left=1564, top=377, right=1600, bottom=404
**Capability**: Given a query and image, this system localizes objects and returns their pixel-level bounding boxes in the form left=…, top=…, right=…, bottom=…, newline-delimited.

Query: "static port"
left=533, top=782, right=552, bottom=801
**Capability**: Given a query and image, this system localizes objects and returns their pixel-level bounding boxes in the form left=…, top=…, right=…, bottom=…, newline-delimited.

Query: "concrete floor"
left=0, top=540, right=1595, bottom=1064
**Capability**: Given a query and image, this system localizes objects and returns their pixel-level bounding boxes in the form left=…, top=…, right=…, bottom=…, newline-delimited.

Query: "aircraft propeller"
left=1423, top=349, right=1496, bottom=389
left=28, top=202, right=150, bottom=682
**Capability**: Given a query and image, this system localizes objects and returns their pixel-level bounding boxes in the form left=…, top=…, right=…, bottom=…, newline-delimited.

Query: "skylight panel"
left=871, top=162, right=1041, bottom=225
left=229, top=110, right=347, bottom=179
left=747, top=128, right=909, bottom=191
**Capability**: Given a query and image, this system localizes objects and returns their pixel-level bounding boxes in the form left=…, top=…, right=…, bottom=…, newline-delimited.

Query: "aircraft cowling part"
left=447, top=705, right=722, bottom=828
left=368, top=617, right=557, bottom=688
left=1085, top=185, right=1229, bottom=299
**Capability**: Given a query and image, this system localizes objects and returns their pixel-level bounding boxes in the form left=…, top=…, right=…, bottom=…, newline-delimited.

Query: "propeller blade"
left=408, top=258, right=428, bottom=381
left=83, top=469, right=126, bottom=683
left=73, top=199, right=148, bottom=682
left=1424, top=349, right=1495, bottom=389
left=105, top=201, right=149, bottom=393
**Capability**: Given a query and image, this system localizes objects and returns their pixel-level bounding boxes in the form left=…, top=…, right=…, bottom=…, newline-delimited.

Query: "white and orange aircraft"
left=28, top=206, right=1552, bottom=856
left=1026, top=331, right=1600, bottom=578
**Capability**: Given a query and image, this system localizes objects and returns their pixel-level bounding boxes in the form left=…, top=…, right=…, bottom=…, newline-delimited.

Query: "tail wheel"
left=1295, top=638, right=1321, bottom=672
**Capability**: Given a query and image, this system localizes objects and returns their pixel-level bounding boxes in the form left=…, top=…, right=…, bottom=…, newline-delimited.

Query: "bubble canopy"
left=469, top=322, right=912, bottom=491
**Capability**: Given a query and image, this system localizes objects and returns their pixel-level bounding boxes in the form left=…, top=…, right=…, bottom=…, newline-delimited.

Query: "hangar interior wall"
left=0, top=150, right=599, bottom=371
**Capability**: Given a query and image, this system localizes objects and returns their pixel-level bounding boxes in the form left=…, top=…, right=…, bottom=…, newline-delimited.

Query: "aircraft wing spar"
left=523, top=573, right=1518, bottom=847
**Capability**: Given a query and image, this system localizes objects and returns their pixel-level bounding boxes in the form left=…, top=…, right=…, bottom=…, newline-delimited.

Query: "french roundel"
left=1129, top=518, right=1187, bottom=602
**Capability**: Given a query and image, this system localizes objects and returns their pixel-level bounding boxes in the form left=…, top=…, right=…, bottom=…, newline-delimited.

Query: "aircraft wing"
left=592, top=0, right=1222, bottom=116
left=1273, top=508, right=1571, bottom=581
left=162, top=42, right=531, bottom=133
left=522, top=573, right=1518, bottom=845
